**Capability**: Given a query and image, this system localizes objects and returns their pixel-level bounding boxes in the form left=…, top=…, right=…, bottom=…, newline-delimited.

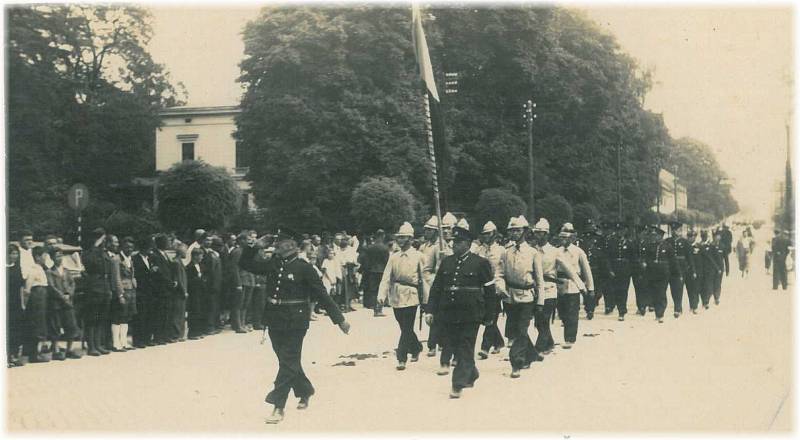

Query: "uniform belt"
left=543, top=276, right=559, bottom=283
left=267, top=298, right=307, bottom=306
left=506, top=281, right=535, bottom=290
left=676, top=256, right=687, bottom=260
left=613, top=258, right=628, bottom=261
left=396, top=280, right=419, bottom=288
left=447, top=286, right=482, bottom=293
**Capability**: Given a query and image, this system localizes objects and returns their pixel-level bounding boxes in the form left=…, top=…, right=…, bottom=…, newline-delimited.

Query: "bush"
left=536, top=195, right=573, bottom=233
left=473, top=188, right=527, bottom=233
left=104, top=209, right=163, bottom=240
left=350, top=176, right=417, bottom=234
left=157, top=161, right=242, bottom=234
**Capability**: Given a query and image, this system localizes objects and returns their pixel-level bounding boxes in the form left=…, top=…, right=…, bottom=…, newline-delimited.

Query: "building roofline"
left=159, top=105, right=241, bottom=117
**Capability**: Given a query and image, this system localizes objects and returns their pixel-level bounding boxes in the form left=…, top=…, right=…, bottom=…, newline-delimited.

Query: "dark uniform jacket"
left=772, top=236, right=791, bottom=262
left=83, top=247, right=116, bottom=302
left=668, top=236, right=695, bottom=278
left=689, top=241, right=707, bottom=278
left=202, top=250, right=223, bottom=295
left=427, top=251, right=495, bottom=324
left=132, top=253, right=154, bottom=300
left=643, top=239, right=677, bottom=281
left=150, top=249, right=177, bottom=299
left=186, top=263, right=207, bottom=312
left=239, top=247, right=344, bottom=330
left=580, top=235, right=612, bottom=281
left=606, top=234, right=634, bottom=277
left=359, top=242, right=390, bottom=274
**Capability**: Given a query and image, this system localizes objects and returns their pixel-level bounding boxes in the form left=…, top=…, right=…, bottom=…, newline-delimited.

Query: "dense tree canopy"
left=7, top=5, right=184, bottom=238
left=237, top=5, right=736, bottom=231
left=157, top=161, right=242, bottom=234
left=350, top=177, right=417, bottom=233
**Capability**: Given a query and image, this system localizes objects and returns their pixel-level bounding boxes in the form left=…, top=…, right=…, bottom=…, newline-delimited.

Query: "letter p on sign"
left=68, top=184, right=90, bottom=211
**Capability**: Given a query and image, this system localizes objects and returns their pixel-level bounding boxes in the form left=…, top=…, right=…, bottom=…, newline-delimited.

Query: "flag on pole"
left=412, top=2, right=440, bottom=102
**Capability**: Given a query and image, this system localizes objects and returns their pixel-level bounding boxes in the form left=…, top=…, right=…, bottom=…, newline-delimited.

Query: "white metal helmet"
left=424, top=215, right=440, bottom=230
left=533, top=218, right=550, bottom=233
left=442, top=212, right=457, bottom=228
left=456, top=218, right=470, bottom=231
left=482, top=221, right=497, bottom=234
left=396, top=222, right=415, bottom=237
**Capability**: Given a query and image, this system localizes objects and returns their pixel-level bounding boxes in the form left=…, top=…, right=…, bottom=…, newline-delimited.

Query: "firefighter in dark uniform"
left=685, top=228, right=704, bottom=314
left=579, top=221, right=611, bottom=320
left=606, top=221, right=634, bottom=321
left=699, top=230, right=721, bottom=309
left=642, top=225, right=677, bottom=323
left=666, top=221, right=695, bottom=318
left=633, top=224, right=651, bottom=315
left=424, top=223, right=496, bottom=399
left=239, top=229, right=351, bottom=424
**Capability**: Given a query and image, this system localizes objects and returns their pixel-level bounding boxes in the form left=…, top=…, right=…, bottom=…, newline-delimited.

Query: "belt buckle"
left=448, top=285, right=458, bottom=292
left=268, top=298, right=279, bottom=305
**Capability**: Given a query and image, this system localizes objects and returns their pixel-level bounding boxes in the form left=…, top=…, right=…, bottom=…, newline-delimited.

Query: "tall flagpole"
left=423, top=92, right=446, bottom=254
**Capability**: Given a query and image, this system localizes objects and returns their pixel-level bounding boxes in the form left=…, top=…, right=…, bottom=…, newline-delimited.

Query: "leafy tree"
left=157, top=161, right=242, bottom=234
left=350, top=176, right=417, bottom=234
left=7, top=5, right=184, bottom=238
left=537, top=194, right=573, bottom=232
left=237, top=5, right=737, bottom=230
left=472, top=188, right=527, bottom=233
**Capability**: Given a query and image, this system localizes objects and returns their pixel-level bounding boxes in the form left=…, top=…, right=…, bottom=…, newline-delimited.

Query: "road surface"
left=7, top=265, right=792, bottom=433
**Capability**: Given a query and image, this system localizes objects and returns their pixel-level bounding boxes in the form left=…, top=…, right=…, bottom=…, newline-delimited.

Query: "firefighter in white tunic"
left=531, top=218, right=585, bottom=353
left=496, top=215, right=545, bottom=378
left=471, top=221, right=505, bottom=358
left=557, top=223, right=593, bottom=349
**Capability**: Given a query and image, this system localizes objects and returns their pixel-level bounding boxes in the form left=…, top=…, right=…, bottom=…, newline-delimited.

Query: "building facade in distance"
left=155, top=105, right=254, bottom=211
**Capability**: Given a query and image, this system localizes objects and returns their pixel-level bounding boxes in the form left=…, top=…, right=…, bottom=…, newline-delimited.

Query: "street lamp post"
left=524, top=100, right=537, bottom=221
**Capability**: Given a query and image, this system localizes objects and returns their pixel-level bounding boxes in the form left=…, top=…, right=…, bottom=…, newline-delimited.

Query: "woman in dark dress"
left=7, top=244, right=25, bottom=367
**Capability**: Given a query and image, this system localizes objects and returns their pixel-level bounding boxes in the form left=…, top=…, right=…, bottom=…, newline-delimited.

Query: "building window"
left=235, top=141, right=245, bottom=168
left=182, top=142, right=195, bottom=161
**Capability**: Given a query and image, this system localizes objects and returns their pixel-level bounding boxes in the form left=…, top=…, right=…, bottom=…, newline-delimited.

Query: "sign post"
left=67, top=184, right=90, bottom=246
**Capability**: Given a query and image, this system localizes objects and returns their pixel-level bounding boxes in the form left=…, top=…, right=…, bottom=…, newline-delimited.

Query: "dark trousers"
left=773, top=257, right=788, bottom=290
left=633, top=274, right=649, bottom=312
left=442, top=321, right=480, bottom=391
left=712, top=272, right=722, bottom=302
left=393, top=306, right=422, bottom=362
left=131, top=296, right=154, bottom=346
left=685, top=274, right=701, bottom=310
left=668, top=275, right=685, bottom=314
left=249, top=286, right=266, bottom=327
left=701, top=270, right=715, bottom=306
left=647, top=278, right=668, bottom=318
left=610, top=273, right=630, bottom=316
left=241, top=285, right=253, bottom=327
left=557, top=294, right=580, bottom=343
left=206, top=289, right=221, bottom=330
left=23, top=287, right=48, bottom=357
left=187, top=295, right=207, bottom=337
left=169, top=296, right=186, bottom=340
left=479, top=309, right=504, bottom=352
left=266, top=329, right=313, bottom=408
left=427, top=319, right=454, bottom=365
left=534, top=299, right=556, bottom=352
left=362, top=273, right=382, bottom=309
left=153, top=295, right=172, bottom=343
left=504, top=302, right=537, bottom=369
left=723, top=252, right=730, bottom=276
left=582, top=291, right=596, bottom=316
left=230, top=286, right=251, bottom=331
left=8, top=305, right=25, bottom=358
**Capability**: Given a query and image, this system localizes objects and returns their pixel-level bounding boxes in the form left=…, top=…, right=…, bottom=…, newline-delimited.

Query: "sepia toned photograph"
left=3, top=0, right=795, bottom=434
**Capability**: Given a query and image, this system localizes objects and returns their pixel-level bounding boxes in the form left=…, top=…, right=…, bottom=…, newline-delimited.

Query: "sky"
left=147, top=3, right=794, bottom=220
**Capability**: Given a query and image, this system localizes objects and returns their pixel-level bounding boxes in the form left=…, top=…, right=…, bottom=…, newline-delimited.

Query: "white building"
left=154, top=105, right=254, bottom=210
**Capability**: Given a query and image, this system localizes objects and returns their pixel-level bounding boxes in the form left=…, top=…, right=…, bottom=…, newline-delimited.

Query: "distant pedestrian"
left=186, top=247, right=208, bottom=339
left=771, top=229, right=790, bottom=290
left=110, top=237, right=137, bottom=351
left=359, top=229, right=389, bottom=317
left=7, top=244, right=25, bottom=367
left=23, top=246, right=51, bottom=362
left=46, top=248, right=81, bottom=359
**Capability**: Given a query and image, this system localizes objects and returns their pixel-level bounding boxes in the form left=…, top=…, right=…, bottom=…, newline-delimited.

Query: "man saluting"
left=239, top=228, right=351, bottom=424
left=425, top=219, right=496, bottom=399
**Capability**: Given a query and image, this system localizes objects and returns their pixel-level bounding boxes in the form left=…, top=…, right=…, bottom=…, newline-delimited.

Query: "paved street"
left=7, top=264, right=792, bottom=433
